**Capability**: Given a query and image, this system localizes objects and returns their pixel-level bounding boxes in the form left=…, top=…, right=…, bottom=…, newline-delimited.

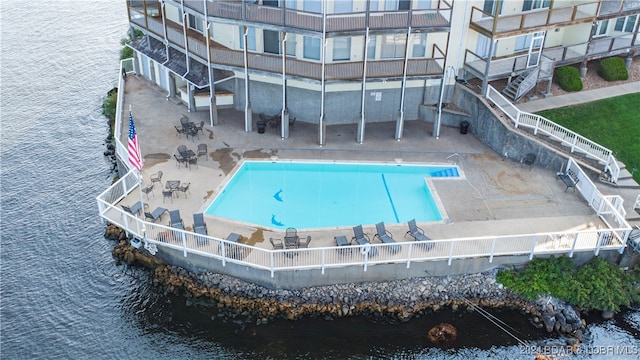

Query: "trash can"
left=257, top=120, right=266, bottom=134
left=460, top=121, right=469, bottom=134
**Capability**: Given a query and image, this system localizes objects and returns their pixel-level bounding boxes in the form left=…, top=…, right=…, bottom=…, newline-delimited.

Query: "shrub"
left=497, top=257, right=640, bottom=312
left=102, top=91, right=117, bottom=121
left=597, top=57, right=629, bottom=81
left=554, top=66, right=583, bottom=91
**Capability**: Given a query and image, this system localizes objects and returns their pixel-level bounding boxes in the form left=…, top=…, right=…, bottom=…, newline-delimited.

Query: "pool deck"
left=118, top=75, right=637, bottom=251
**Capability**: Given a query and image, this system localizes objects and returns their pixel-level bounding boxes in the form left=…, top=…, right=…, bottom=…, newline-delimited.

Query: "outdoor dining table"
left=166, top=180, right=180, bottom=191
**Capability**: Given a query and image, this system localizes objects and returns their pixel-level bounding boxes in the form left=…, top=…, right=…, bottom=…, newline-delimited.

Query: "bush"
left=554, top=66, right=583, bottom=91
left=497, top=257, right=640, bottom=312
left=597, top=57, right=629, bottom=81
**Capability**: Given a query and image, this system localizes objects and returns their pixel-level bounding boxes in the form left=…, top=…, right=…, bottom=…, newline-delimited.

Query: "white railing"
left=113, top=59, right=134, bottom=168
left=96, top=169, right=629, bottom=279
left=563, top=158, right=631, bottom=246
left=485, top=85, right=620, bottom=183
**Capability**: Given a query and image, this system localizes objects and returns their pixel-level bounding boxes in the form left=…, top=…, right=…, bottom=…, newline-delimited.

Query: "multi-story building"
left=125, top=0, right=639, bottom=144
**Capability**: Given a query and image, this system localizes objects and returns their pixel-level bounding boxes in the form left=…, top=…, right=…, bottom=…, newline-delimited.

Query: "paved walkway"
left=517, top=81, right=640, bottom=113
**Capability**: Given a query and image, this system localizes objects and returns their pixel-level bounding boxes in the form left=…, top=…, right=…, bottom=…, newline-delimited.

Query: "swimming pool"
left=205, top=161, right=459, bottom=229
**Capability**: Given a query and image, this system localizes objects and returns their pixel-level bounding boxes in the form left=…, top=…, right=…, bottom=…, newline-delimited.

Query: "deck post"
left=481, top=39, right=496, bottom=96
left=319, top=5, right=327, bottom=146
left=358, top=27, right=370, bottom=144
left=243, top=26, right=253, bottom=132
left=395, top=27, right=411, bottom=141
left=204, top=10, right=218, bottom=126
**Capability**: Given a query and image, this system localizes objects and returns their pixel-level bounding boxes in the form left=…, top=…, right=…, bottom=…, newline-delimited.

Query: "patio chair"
left=174, top=125, right=187, bottom=139
left=150, top=171, right=163, bottom=186
left=197, top=143, right=208, bottom=160
left=177, top=145, right=188, bottom=157
left=374, top=222, right=401, bottom=254
left=298, top=236, right=311, bottom=248
left=193, top=121, right=205, bottom=135
left=270, top=238, right=284, bottom=250
left=179, top=115, right=191, bottom=128
left=192, top=213, right=207, bottom=235
left=406, top=219, right=434, bottom=250
left=145, top=207, right=167, bottom=223
left=522, top=153, right=536, bottom=170
left=162, top=189, right=173, bottom=203
left=169, top=210, right=184, bottom=229
left=174, top=154, right=188, bottom=168
left=187, top=156, right=198, bottom=170
left=176, top=182, right=190, bottom=198
left=141, top=184, right=154, bottom=199
left=352, top=225, right=377, bottom=257
left=284, top=227, right=299, bottom=248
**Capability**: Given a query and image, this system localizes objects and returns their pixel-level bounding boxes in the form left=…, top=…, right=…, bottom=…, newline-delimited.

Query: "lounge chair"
left=270, top=238, right=284, bottom=250
left=406, top=219, right=434, bottom=250
left=145, top=207, right=167, bottom=223
left=352, top=225, right=377, bottom=257
left=192, top=213, right=207, bottom=235
left=374, top=222, right=401, bottom=254
left=284, top=227, right=299, bottom=248
left=169, top=210, right=184, bottom=229
left=121, top=201, right=147, bottom=216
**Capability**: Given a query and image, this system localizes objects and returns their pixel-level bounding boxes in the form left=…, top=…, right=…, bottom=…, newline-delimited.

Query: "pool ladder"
left=446, top=153, right=460, bottom=165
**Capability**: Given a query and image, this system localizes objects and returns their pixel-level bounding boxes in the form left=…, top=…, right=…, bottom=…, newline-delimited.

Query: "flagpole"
left=129, top=105, right=147, bottom=247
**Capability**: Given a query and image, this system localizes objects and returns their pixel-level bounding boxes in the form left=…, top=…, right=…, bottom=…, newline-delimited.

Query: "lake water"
left=1, top=1, right=638, bottom=359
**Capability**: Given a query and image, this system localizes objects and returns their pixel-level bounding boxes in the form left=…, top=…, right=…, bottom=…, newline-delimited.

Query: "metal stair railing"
left=486, top=85, right=620, bottom=183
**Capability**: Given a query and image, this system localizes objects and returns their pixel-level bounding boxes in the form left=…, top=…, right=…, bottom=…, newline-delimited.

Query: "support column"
left=318, top=3, right=327, bottom=146
left=243, top=26, right=252, bottom=132
left=188, top=84, right=196, bottom=112
left=204, top=6, right=218, bottom=126
left=281, top=32, right=289, bottom=139
left=481, top=39, right=496, bottom=96
left=358, top=28, right=370, bottom=144
left=395, top=27, right=412, bottom=141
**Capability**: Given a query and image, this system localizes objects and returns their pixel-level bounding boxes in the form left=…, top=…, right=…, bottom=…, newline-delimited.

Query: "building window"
left=239, top=26, right=256, bottom=51
left=515, top=34, right=532, bottom=51
left=333, top=38, right=351, bottom=61
left=594, top=20, right=609, bottom=37
left=264, top=30, right=281, bottom=54
left=263, top=0, right=280, bottom=7
left=522, top=0, right=550, bottom=12
left=367, top=36, right=376, bottom=59
left=188, top=13, right=204, bottom=32
left=384, top=0, right=410, bottom=11
left=334, top=0, right=353, bottom=13
left=412, top=33, right=427, bottom=57
left=381, top=34, right=406, bottom=59
left=303, top=36, right=321, bottom=60
left=303, top=0, right=322, bottom=13
left=286, top=34, right=296, bottom=57
left=483, top=0, right=503, bottom=15
left=615, top=15, right=637, bottom=33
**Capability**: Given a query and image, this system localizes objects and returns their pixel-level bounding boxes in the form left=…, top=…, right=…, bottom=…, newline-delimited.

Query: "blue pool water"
left=206, top=161, right=459, bottom=229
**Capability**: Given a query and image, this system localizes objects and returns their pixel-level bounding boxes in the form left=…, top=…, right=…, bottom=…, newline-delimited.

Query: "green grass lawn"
left=538, top=93, right=640, bottom=183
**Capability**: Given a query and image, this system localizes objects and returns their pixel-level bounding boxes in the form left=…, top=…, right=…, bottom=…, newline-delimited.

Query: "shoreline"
left=107, top=224, right=586, bottom=346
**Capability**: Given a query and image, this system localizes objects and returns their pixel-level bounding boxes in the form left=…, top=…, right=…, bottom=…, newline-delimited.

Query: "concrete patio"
left=117, top=74, right=631, bottom=252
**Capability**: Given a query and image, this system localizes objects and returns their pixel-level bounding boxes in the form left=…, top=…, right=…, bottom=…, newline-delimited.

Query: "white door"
left=527, top=31, right=545, bottom=68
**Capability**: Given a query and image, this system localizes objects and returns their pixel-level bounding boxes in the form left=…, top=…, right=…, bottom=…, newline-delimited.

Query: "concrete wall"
left=154, top=245, right=622, bottom=290
left=232, top=78, right=439, bottom=124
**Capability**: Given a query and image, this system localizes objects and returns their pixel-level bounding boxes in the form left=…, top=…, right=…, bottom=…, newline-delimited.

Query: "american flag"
left=127, top=111, right=143, bottom=171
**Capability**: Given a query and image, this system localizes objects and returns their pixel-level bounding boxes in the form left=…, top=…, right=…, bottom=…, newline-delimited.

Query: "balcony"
left=469, top=2, right=599, bottom=39
left=205, top=0, right=450, bottom=33
left=463, top=33, right=640, bottom=82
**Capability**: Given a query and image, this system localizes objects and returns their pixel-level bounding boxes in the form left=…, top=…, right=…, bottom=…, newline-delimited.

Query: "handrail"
left=485, top=85, right=620, bottom=183
left=113, top=58, right=134, bottom=170
left=97, top=168, right=629, bottom=279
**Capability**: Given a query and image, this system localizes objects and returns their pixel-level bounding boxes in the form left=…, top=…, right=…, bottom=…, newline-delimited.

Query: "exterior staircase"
left=502, top=69, right=538, bottom=103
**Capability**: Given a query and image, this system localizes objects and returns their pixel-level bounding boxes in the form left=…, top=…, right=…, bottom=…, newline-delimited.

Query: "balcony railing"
left=204, top=0, right=450, bottom=33
left=469, top=2, right=599, bottom=38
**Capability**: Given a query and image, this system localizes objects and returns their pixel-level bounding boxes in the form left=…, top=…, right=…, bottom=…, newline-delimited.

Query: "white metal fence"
left=96, top=169, right=630, bottom=278
left=485, top=85, right=621, bottom=183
